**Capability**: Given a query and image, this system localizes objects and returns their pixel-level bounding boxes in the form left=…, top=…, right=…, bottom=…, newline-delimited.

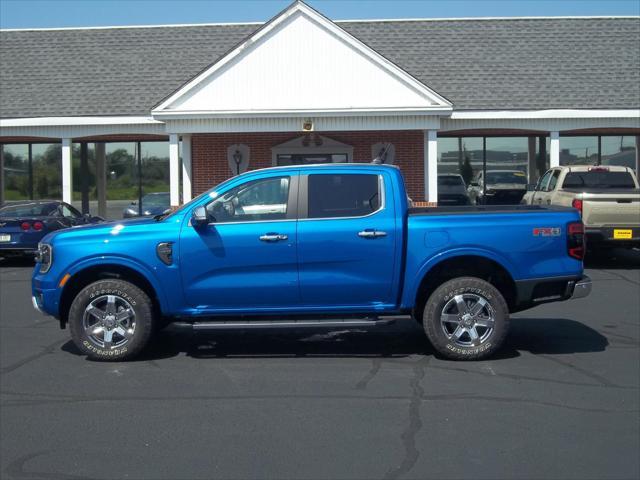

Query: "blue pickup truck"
left=32, top=164, right=591, bottom=361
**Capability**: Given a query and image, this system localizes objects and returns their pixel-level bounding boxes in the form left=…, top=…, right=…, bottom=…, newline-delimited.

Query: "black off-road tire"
left=69, top=279, right=154, bottom=361
left=422, top=277, right=509, bottom=361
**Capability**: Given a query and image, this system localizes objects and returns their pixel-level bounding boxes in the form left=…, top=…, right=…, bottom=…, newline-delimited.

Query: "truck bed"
left=409, top=204, right=574, bottom=216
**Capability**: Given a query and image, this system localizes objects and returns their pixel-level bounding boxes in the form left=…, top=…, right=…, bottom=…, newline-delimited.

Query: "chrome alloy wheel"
left=82, top=295, right=136, bottom=350
left=440, top=293, right=495, bottom=347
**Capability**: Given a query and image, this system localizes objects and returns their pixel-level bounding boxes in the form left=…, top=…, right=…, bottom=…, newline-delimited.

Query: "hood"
left=41, top=216, right=159, bottom=244
left=439, top=184, right=468, bottom=195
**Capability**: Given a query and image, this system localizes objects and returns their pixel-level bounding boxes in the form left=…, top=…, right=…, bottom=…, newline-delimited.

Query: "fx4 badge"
left=533, top=227, right=561, bottom=237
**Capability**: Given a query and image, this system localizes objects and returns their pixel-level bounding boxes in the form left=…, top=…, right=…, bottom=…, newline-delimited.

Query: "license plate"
left=613, top=229, right=633, bottom=239
left=0, top=234, right=10, bottom=242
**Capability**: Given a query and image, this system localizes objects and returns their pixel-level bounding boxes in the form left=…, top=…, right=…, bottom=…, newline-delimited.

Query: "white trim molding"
left=0, top=116, right=166, bottom=139
left=442, top=110, right=640, bottom=133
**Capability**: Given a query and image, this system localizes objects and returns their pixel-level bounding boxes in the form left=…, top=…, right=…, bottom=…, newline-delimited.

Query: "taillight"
left=588, top=166, right=609, bottom=172
left=20, top=222, right=31, bottom=231
left=568, top=221, right=585, bottom=260
left=33, top=221, right=44, bottom=231
left=571, top=198, right=583, bottom=217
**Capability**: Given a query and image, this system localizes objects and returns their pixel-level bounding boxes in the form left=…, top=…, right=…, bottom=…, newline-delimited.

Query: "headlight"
left=36, top=243, right=53, bottom=273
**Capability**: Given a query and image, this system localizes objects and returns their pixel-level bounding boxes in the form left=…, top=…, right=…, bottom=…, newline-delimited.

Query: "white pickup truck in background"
left=522, top=165, right=640, bottom=249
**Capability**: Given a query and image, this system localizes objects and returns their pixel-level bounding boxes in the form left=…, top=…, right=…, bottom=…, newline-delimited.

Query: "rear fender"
left=403, top=247, right=517, bottom=309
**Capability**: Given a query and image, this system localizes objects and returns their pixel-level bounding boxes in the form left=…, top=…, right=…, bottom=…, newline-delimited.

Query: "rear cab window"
left=306, top=173, right=382, bottom=219
left=562, top=170, right=637, bottom=189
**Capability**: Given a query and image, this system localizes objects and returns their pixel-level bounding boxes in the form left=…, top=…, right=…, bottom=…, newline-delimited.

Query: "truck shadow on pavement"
left=61, top=317, right=609, bottom=362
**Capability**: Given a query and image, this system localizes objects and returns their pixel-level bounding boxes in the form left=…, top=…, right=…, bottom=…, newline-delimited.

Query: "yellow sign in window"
left=613, top=229, right=633, bottom=239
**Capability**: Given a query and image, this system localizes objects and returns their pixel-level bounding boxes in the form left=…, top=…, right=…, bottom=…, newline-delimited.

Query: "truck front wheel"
left=422, top=277, right=509, bottom=360
left=68, top=279, right=154, bottom=361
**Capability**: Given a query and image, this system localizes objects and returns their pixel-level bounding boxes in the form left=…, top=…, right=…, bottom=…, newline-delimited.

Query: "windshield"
left=0, top=203, right=57, bottom=217
left=438, top=176, right=465, bottom=187
left=486, top=171, right=527, bottom=185
left=162, top=177, right=238, bottom=221
left=142, top=193, right=170, bottom=208
left=562, top=171, right=637, bottom=189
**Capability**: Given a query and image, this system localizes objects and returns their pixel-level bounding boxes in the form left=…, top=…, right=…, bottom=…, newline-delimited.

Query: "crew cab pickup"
left=522, top=165, right=640, bottom=248
left=32, top=164, right=591, bottom=361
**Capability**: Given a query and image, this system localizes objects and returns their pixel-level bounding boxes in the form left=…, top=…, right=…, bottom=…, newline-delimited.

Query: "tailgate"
left=582, top=194, right=640, bottom=227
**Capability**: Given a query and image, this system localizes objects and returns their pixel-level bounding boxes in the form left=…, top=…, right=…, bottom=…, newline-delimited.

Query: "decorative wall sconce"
left=371, top=142, right=396, bottom=165
left=227, top=144, right=250, bottom=175
left=233, top=149, right=243, bottom=175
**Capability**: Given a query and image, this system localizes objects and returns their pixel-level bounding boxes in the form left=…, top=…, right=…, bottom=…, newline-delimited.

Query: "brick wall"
left=191, top=130, right=425, bottom=199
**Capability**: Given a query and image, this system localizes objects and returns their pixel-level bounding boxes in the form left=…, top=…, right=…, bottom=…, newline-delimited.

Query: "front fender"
left=64, top=255, right=171, bottom=314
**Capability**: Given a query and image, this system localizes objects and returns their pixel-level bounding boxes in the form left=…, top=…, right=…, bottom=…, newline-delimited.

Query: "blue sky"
left=1, top=0, right=638, bottom=29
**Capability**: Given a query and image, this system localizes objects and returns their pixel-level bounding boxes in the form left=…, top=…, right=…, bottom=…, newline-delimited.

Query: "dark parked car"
left=438, top=174, right=471, bottom=205
left=122, top=192, right=171, bottom=218
left=0, top=201, right=103, bottom=258
left=467, top=170, right=528, bottom=205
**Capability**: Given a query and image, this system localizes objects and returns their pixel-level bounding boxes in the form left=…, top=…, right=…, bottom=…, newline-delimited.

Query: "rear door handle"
left=358, top=230, right=387, bottom=239
left=259, top=233, right=288, bottom=242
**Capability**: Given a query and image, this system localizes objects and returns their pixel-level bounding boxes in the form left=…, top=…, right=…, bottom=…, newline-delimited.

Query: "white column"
left=424, top=130, right=438, bottom=204
left=61, top=138, right=72, bottom=204
left=550, top=131, right=560, bottom=168
left=527, top=136, right=537, bottom=184
left=0, top=144, right=5, bottom=207
left=95, top=142, right=107, bottom=218
left=169, top=133, right=180, bottom=207
left=181, top=134, right=192, bottom=203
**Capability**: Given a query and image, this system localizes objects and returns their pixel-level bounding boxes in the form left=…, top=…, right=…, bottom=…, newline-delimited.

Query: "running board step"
left=172, top=318, right=396, bottom=331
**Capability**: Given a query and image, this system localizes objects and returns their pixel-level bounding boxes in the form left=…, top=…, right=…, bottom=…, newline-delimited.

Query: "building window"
left=438, top=136, right=548, bottom=185
left=560, top=135, right=637, bottom=168
left=601, top=136, right=637, bottom=170
left=559, top=136, right=599, bottom=165
left=1, top=143, right=62, bottom=201
left=271, top=135, right=353, bottom=166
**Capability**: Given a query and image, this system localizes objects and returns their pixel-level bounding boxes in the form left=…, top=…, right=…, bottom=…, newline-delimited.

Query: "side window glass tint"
left=547, top=171, right=560, bottom=191
left=308, top=174, right=380, bottom=219
left=537, top=171, right=552, bottom=191
left=206, top=177, right=290, bottom=223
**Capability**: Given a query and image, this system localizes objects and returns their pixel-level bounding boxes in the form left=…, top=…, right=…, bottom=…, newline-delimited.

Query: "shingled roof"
left=1, top=17, right=639, bottom=118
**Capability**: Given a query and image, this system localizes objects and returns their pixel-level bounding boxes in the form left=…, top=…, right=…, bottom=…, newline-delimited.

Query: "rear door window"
left=307, top=174, right=381, bottom=219
left=562, top=171, right=637, bottom=189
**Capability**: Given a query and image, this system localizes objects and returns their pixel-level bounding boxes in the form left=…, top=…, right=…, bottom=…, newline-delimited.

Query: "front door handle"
left=358, top=230, right=387, bottom=239
left=259, top=233, right=288, bottom=242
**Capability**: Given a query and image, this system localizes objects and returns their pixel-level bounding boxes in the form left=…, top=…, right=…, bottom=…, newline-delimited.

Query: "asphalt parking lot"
left=0, top=250, right=639, bottom=480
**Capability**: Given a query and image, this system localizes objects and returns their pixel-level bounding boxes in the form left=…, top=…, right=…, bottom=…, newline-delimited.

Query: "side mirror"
left=191, top=206, right=209, bottom=227
left=130, top=201, right=137, bottom=205
left=470, top=182, right=479, bottom=187
left=526, top=184, right=536, bottom=192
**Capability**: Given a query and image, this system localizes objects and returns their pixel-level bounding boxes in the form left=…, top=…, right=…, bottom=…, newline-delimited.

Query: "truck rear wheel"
left=68, top=279, right=154, bottom=361
left=422, top=277, right=509, bottom=360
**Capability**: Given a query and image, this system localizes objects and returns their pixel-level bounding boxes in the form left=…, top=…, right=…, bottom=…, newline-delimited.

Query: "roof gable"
left=152, top=1, right=452, bottom=117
